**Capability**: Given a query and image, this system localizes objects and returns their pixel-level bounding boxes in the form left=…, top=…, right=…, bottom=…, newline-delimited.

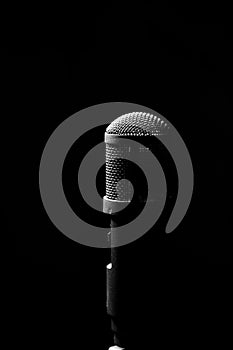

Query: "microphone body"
left=103, top=112, right=170, bottom=349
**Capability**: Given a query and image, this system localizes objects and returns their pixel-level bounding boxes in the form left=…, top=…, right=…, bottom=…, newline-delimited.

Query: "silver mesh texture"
left=105, top=111, right=170, bottom=201
left=106, top=144, right=133, bottom=201
left=106, top=111, right=169, bottom=136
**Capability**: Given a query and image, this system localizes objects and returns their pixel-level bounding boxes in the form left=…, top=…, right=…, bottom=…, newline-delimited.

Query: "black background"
left=7, top=4, right=232, bottom=349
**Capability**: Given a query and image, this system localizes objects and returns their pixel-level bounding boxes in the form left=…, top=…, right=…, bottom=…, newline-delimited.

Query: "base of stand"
left=108, top=346, right=125, bottom=350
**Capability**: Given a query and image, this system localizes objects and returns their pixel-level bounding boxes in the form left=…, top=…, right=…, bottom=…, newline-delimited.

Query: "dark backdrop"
left=7, top=4, right=232, bottom=349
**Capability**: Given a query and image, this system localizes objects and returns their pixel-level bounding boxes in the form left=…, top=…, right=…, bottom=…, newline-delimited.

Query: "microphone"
left=103, top=112, right=172, bottom=349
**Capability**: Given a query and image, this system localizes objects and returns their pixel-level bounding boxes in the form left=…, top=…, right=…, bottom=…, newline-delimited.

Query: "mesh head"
left=106, top=111, right=169, bottom=136
left=105, top=112, right=170, bottom=201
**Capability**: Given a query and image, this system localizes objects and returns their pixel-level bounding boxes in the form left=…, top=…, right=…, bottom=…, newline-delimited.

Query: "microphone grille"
left=105, top=111, right=170, bottom=201
left=106, top=144, right=132, bottom=201
left=106, top=111, right=169, bottom=136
